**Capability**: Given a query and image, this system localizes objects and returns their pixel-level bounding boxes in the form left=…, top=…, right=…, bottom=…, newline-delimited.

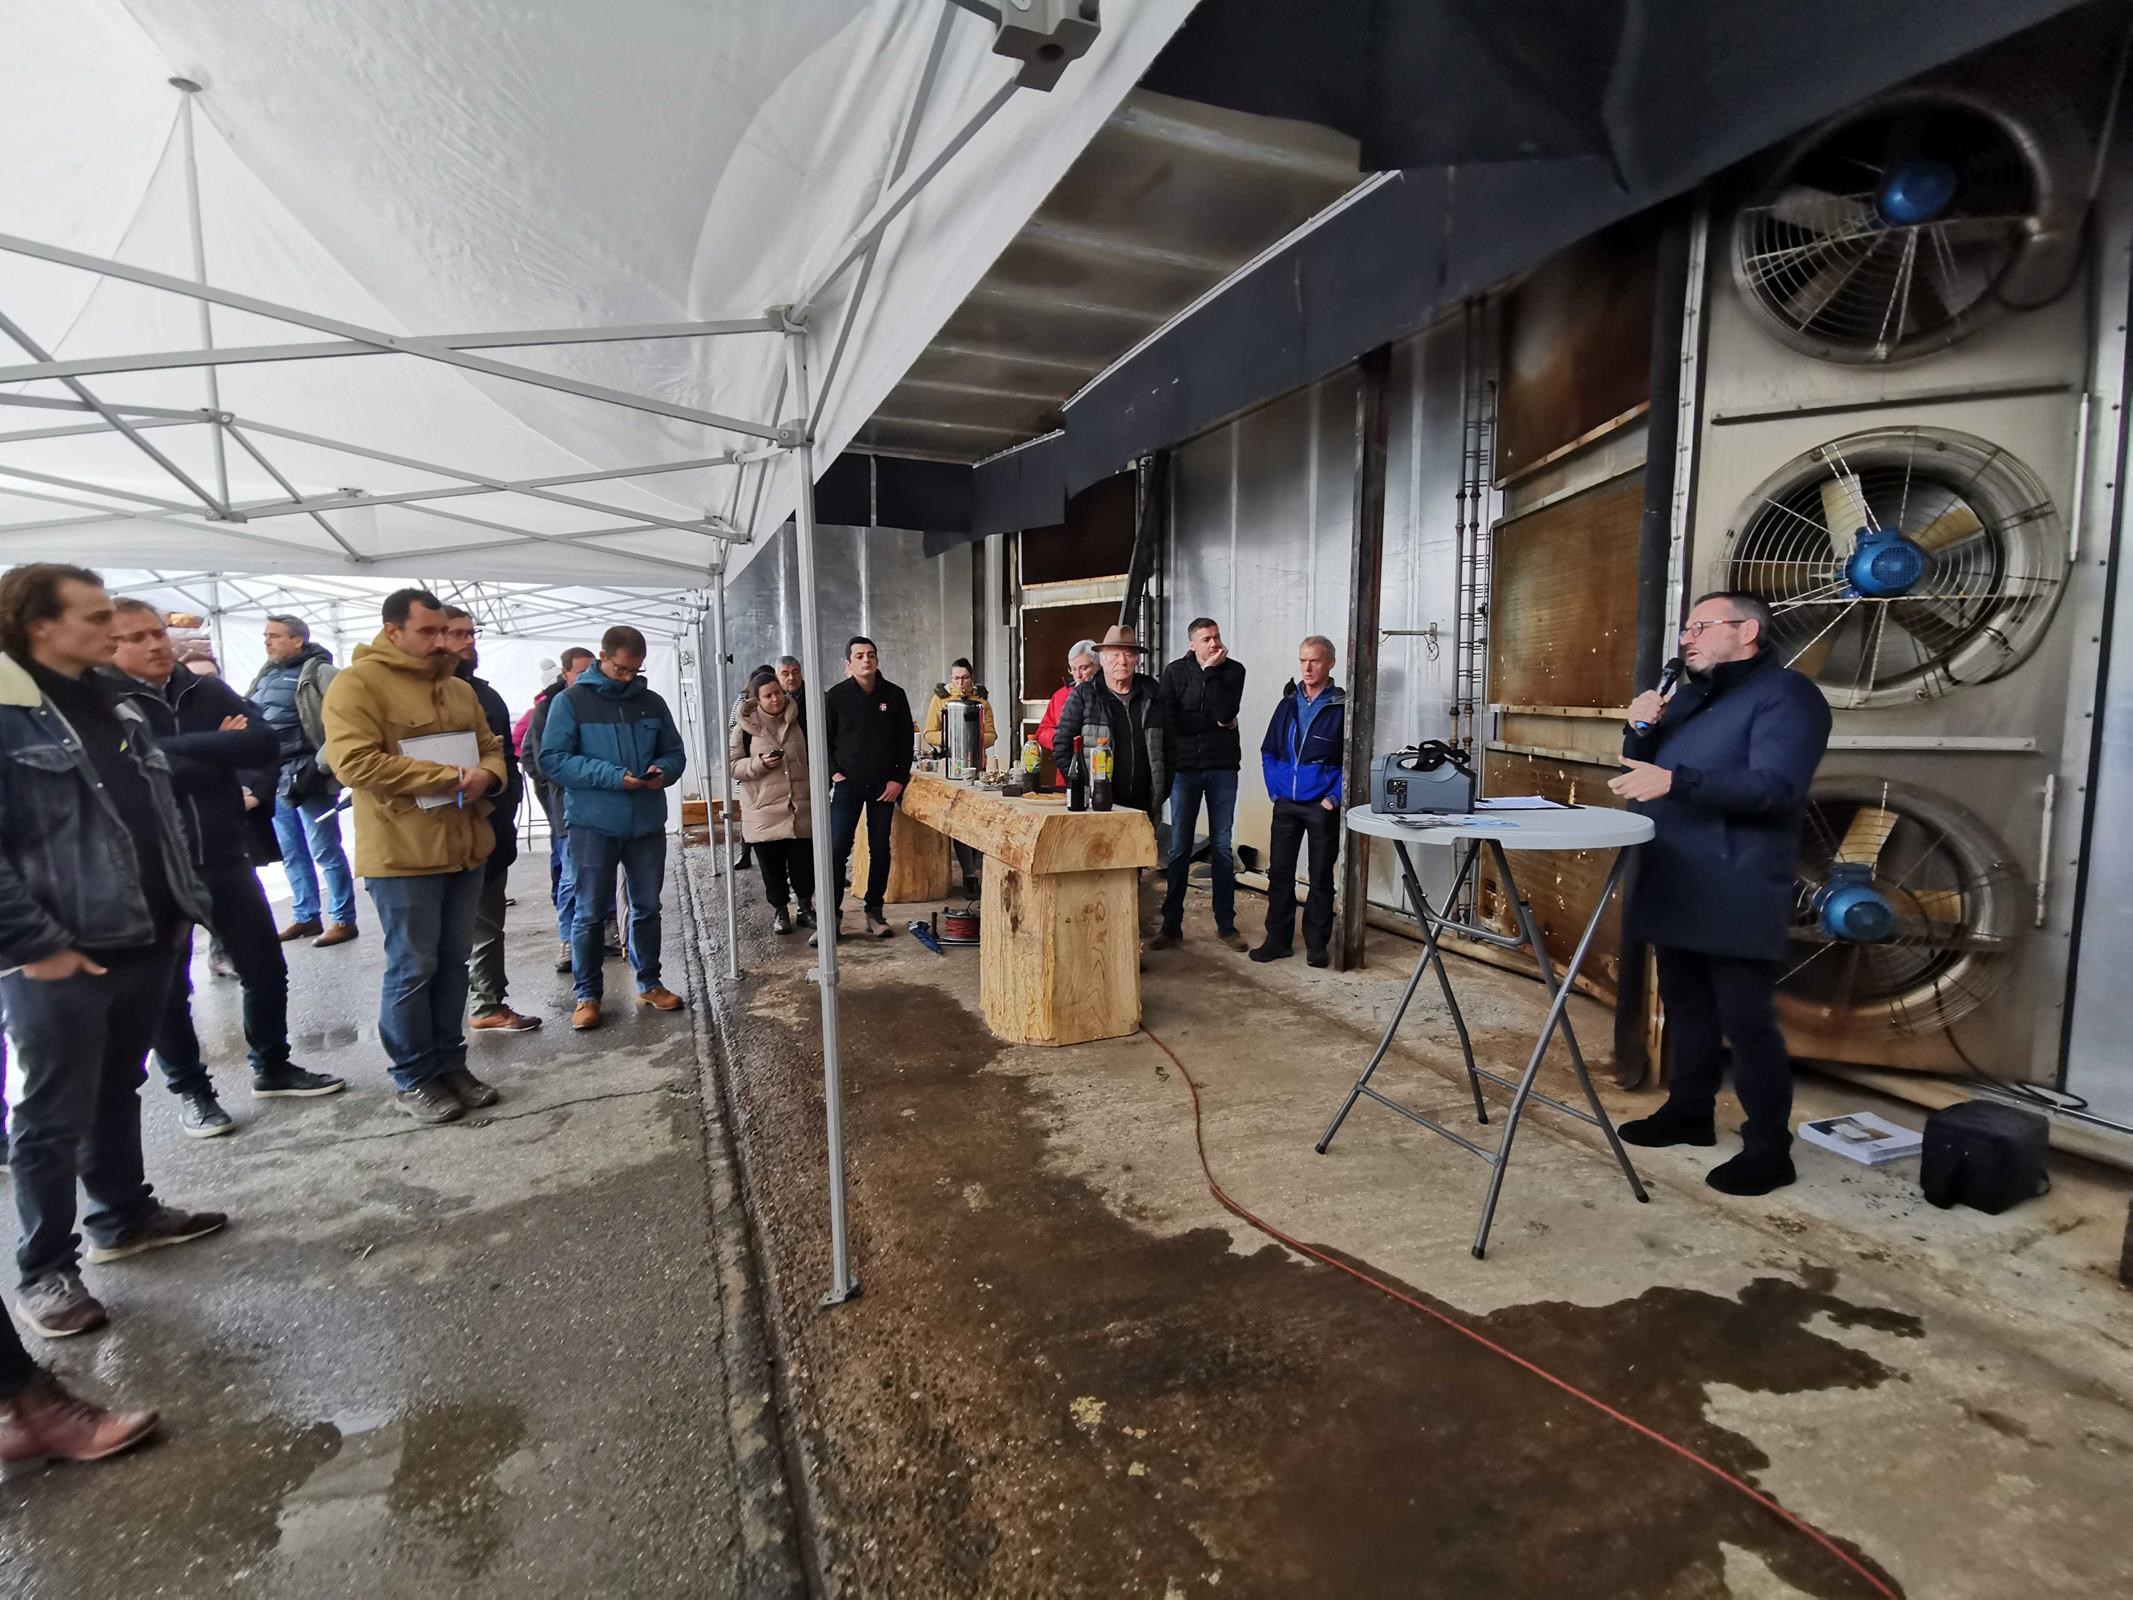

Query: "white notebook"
left=401, top=729, right=480, bottom=809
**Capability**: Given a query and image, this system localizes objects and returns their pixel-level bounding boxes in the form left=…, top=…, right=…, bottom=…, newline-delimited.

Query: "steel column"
left=1337, top=344, right=1391, bottom=971
left=712, top=565, right=742, bottom=982
left=787, top=326, right=858, bottom=1306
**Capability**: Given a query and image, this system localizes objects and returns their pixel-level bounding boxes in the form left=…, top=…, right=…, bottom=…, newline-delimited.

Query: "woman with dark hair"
left=730, top=668, right=815, bottom=936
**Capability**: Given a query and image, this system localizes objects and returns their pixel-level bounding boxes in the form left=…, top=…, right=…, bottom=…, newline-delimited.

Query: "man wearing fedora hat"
left=1051, top=623, right=1168, bottom=821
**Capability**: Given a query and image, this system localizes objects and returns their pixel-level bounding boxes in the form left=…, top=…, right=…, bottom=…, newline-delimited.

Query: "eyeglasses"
left=1680, top=618, right=1748, bottom=639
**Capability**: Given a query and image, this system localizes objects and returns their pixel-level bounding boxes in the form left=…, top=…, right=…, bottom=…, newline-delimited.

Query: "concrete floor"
left=1, top=853, right=791, bottom=1598
left=687, top=852, right=2133, bottom=1600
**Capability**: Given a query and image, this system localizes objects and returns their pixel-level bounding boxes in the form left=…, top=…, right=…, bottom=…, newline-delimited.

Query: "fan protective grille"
left=1723, top=427, right=2065, bottom=707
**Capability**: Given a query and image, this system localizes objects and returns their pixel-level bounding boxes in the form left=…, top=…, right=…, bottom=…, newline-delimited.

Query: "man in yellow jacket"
left=322, top=587, right=508, bottom=1126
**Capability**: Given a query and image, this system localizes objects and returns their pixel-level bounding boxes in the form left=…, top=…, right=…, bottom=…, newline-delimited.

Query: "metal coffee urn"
left=942, top=699, right=984, bottom=778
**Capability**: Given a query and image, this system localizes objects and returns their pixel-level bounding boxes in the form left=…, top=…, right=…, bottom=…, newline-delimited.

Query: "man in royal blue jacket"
left=1608, top=590, right=1832, bottom=1197
left=1253, top=635, right=1346, bottom=969
left=540, top=624, right=688, bottom=1030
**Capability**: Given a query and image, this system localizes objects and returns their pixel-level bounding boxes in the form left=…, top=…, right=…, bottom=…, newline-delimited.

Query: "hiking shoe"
left=1306, top=947, right=1330, bottom=969
left=1706, top=1148, right=1797, bottom=1197
left=253, top=1065, right=347, bottom=1098
left=864, top=912, right=893, bottom=939
left=178, top=1093, right=234, bottom=1139
left=470, top=1007, right=542, bottom=1033
left=1217, top=929, right=1249, bottom=952
left=638, top=986, right=685, bottom=1012
left=572, top=1001, right=603, bottom=1031
left=438, top=1069, right=500, bottom=1109
left=1617, top=1102, right=1718, bottom=1149
left=313, top=923, right=358, bottom=948
left=394, top=1081, right=464, bottom=1125
left=1249, top=943, right=1293, bottom=963
left=0, top=1370, right=157, bottom=1467
left=795, top=903, right=817, bottom=931
left=771, top=907, right=794, bottom=936
left=14, top=1272, right=106, bottom=1339
left=1149, top=929, right=1182, bottom=951
left=85, top=1205, right=228, bottom=1264
left=277, top=918, right=323, bottom=942
left=555, top=946, right=575, bottom=975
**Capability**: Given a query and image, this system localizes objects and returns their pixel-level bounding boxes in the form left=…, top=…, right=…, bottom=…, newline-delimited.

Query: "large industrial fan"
left=1722, top=426, right=2067, bottom=707
left=1783, top=779, right=2023, bottom=1040
left=1730, top=77, right=2089, bottom=363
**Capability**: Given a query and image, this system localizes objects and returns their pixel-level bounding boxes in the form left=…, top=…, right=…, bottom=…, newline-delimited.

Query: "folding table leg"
left=1470, top=850, right=1640, bottom=1258
left=1395, top=843, right=1486, bottom=1124
left=1315, top=844, right=1482, bottom=1154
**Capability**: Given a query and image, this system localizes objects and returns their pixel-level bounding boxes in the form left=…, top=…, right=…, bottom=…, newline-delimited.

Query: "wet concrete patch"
left=725, top=972, right=1914, bottom=1598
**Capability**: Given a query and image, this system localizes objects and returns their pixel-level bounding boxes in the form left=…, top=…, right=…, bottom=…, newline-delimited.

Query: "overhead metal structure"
left=3, top=0, right=1194, bottom=1305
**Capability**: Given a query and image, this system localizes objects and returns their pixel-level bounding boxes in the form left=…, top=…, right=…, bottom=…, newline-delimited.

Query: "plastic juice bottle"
left=1090, top=728, right=1114, bottom=812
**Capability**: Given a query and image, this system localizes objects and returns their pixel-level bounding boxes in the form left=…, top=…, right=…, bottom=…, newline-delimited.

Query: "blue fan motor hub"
left=1843, top=524, right=1931, bottom=598
left=1877, top=158, right=1959, bottom=226
left=1814, top=862, right=1897, bottom=943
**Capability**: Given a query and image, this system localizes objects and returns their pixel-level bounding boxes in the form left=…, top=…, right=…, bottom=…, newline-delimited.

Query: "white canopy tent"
left=1, top=0, right=1199, bottom=1301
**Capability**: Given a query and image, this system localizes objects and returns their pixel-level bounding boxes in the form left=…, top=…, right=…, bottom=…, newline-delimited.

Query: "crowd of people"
left=721, top=621, right=1349, bottom=967
left=0, top=564, right=687, bottom=1467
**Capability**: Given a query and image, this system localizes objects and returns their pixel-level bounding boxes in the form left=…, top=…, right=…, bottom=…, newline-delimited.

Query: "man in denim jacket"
left=0, top=564, right=226, bottom=1345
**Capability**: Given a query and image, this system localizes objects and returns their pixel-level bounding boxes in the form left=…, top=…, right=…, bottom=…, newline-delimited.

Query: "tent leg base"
left=821, top=1279, right=863, bottom=1309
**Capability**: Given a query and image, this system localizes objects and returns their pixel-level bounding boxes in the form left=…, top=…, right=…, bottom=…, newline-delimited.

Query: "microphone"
left=1630, top=656, right=1684, bottom=735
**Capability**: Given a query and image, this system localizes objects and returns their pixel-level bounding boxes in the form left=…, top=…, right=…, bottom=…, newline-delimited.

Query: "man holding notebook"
left=321, top=588, right=509, bottom=1125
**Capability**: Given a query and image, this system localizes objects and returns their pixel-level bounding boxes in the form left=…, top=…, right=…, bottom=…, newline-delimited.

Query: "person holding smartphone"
left=540, top=625, right=689, bottom=1030
left=730, top=668, right=815, bottom=936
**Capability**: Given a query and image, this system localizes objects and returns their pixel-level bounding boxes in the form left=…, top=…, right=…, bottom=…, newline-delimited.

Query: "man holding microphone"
left=1607, top=591, right=1831, bottom=1197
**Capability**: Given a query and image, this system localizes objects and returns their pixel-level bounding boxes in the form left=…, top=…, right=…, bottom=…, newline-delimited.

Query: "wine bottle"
left=1067, top=736, right=1088, bottom=811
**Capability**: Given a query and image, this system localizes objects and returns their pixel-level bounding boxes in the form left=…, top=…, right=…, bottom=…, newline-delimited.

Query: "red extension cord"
left=1138, top=1026, right=1902, bottom=1600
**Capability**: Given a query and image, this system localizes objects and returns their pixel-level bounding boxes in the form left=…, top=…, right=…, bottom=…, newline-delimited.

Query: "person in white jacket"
left=729, top=669, right=815, bottom=936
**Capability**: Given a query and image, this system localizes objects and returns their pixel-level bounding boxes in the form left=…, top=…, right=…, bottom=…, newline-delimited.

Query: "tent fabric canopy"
left=0, top=0, right=1196, bottom=590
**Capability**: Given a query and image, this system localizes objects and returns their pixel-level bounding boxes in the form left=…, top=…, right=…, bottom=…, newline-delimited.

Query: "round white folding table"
left=1319, top=804, right=1656, bottom=1258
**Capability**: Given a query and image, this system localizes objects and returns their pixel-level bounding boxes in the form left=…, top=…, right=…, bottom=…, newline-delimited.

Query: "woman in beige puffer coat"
left=730, top=669, right=815, bottom=934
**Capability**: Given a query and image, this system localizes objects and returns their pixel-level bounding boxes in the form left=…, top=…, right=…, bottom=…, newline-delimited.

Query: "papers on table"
left=1383, top=813, right=1513, bottom=830
left=401, top=729, right=480, bottom=809
left=1475, top=795, right=1568, bottom=811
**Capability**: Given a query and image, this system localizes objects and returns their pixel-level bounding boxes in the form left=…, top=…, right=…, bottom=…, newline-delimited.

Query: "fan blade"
left=1912, top=504, right=1982, bottom=553
left=1767, top=186, right=1874, bottom=238
left=1820, top=476, right=1865, bottom=559
left=1889, top=597, right=1973, bottom=657
left=1906, top=886, right=1966, bottom=923
left=1835, top=805, right=1898, bottom=865
left=1783, top=258, right=1853, bottom=326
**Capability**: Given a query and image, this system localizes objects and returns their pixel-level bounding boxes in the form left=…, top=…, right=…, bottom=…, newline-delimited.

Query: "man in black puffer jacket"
left=1155, top=617, right=1246, bottom=952
left=1051, top=624, right=1167, bottom=821
left=109, top=600, right=347, bottom=1139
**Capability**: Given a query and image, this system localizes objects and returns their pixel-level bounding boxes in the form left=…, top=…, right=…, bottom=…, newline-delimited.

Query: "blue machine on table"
left=1370, top=742, right=1476, bottom=815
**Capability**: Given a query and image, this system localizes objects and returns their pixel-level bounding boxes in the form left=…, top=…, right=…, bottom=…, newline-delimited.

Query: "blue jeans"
left=365, top=868, right=483, bottom=1091
left=1162, top=768, right=1239, bottom=935
left=570, top=830, right=666, bottom=1001
left=3, top=943, right=177, bottom=1285
left=274, top=790, right=357, bottom=927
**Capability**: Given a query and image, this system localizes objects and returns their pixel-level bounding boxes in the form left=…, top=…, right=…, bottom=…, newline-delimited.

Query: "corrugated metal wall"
left=1165, top=315, right=1469, bottom=913
left=716, top=520, right=978, bottom=740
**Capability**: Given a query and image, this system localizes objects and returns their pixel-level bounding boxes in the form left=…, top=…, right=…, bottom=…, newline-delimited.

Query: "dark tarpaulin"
left=950, top=0, right=2094, bottom=540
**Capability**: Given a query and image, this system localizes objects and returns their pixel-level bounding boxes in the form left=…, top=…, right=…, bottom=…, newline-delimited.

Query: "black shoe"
left=865, top=911, right=893, bottom=939
left=732, top=848, right=752, bottom=872
left=253, top=1065, right=347, bottom=1098
left=962, top=876, right=980, bottom=901
left=771, top=906, right=794, bottom=935
left=84, top=1204, right=228, bottom=1263
left=1617, top=1103, right=1718, bottom=1149
left=438, top=1069, right=500, bottom=1109
left=395, top=1081, right=465, bottom=1125
left=1149, top=929, right=1182, bottom=951
left=178, top=1092, right=235, bottom=1138
left=1306, top=948, right=1330, bottom=969
left=1706, top=1148, right=1796, bottom=1196
left=604, top=941, right=625, bottom=960
left=1249, top=943, right=1293, bottom=964
left=795, top=903, right=817, bottom=931
left=809, top=912, right=840, bottom=949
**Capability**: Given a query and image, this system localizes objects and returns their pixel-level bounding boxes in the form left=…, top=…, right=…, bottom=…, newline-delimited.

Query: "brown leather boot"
left=572, top=1000, right=603, bottom=1031
left=637, top=986, right=685, bottom=1012
left=0, top=1370, right=158, bottom=1468
left=312, top=923, right=359, bottom=948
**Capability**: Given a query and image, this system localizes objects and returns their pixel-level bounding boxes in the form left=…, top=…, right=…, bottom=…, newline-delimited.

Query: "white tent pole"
left=0, top=232, right=791, bottom=444
left=174, top=83, right=232, bottom=509
left=208, top=573, right=227, bottom=669
left=711, top=564, right=741, bottom=982
left=785, top=321, right=857, bottom=1306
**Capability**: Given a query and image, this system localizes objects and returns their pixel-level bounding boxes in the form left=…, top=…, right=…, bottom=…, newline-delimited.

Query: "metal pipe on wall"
left=1612, top=199, right=1696, bottom=1091
left=712, top=567, right=741, bottom=982
left=785, top=325, right=858, bottom=1305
